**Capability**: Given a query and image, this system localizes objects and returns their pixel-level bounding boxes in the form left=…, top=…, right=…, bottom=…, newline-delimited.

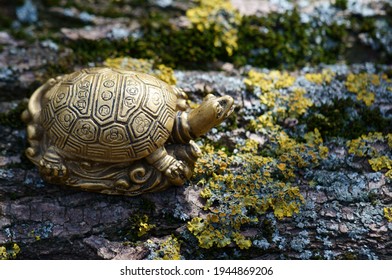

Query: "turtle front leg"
left=39, top=146, right=68, bottom=178
left=146, top=146, right=191, bottom=186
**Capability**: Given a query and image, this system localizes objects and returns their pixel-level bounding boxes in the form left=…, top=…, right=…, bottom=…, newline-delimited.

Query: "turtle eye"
left=215, top=103, right=223, bottom=118
left=218, top=99, right=227, bottom=108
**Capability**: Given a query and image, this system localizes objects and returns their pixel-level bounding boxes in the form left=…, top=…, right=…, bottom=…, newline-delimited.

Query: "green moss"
left=346, top=13, right=391, bottom=63
left=66, top=38, right=134, bottom=65
left=0, top=14, right=13, bottom=29
left=235, top=9, right=346, bottom=69
left=41, top=0, right=61, bottom=6
left=4, top=0, right=391, bottom=70
left=339, top=252, right=358, bottom=260
left=387, top=3, right=392, bottom=25
left=65, top=13, right=212, bottom=68
left=349, top=15, right=376, bottom=34
left=261, top=219, right=274, bottom=243
left=302, top=98, right=392, bottom=140
left=333, top=0, right=348, bottom=10
left=310, top=253, right=325, bottom=260
left=55, top=2, right=392, bottom=70
left=368, top=191, right=378, bottom=206
left=135, top=12, right=230, bottom=69
left=0, top=101, right=28, bottom=128
left=66, top=12, right=231, bottom=69
left=36, top=50, right=76, bottom=84
left=139, top=198, right=156, bottom=212
left=9, top=29, right=35, bottom=43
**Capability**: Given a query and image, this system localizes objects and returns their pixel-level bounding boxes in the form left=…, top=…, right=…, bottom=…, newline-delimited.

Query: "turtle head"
left=187, top=94, right=234, bottom=138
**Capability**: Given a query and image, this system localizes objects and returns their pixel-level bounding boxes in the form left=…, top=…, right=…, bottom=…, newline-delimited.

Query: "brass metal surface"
left=23, top=67, right=234, bottom=195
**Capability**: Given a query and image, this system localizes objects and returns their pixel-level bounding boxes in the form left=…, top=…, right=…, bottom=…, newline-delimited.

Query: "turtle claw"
left=39, top=152, right=67, bottom=178
left=165, top=160, right=191, bottom=186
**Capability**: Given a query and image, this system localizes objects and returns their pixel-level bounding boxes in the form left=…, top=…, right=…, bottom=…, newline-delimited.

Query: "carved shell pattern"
left=40, top=68, right=177, bottom=163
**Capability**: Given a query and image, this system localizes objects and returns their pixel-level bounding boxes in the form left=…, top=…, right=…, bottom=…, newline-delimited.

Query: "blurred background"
left=0, top=0, right=390, bottom=100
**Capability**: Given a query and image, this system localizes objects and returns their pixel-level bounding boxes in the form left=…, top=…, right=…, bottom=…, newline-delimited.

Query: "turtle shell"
left=40, top=67, right=177, bottom=163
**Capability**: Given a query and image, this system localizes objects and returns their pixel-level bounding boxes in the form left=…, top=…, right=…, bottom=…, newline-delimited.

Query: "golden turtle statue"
left=22, top=67, right=234, bottom=195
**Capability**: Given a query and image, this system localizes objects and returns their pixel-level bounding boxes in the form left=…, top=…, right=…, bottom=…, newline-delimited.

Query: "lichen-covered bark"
left=1, top=0, right=391, bottom=260
left=0, top=144, right=391, bottom=259
left=1, top=69, right=391, bottom=259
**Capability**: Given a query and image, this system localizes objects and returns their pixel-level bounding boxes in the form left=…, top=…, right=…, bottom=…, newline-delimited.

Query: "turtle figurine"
left=22, top=67, right=234, bottom=195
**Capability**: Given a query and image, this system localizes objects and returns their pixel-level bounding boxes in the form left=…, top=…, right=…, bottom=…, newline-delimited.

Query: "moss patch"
left=303, top=98, right=392, bottom=141
left=0, top=101, right=28, bottom=128
left=235, top=9, right=347, bottom=69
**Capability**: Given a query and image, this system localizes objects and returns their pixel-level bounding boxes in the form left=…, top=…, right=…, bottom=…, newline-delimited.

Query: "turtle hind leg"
left=39, top=146, right=68, bottom=178
left=146, top=146, right=191, bottom=186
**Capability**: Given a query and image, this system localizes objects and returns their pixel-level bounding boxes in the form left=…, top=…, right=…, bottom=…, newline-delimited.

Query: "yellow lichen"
left=138, top=216, right=155, bottom=237
left=304, top=128, right=324, bottom=147
left=189, top=135, right=315, bottom=249
left=387, top=134, right=392, bottom=148
left=189, top=69, right=333, bottom=250
left=288, top=87, right=314, bottom=117
left=245, top=70, right=295, bottom=92
left=274, top=130, right=328, bottom=178
left=245, top=69, right=312, bottom=125
left=232, top=232, right=252, bottom=250
left=104, top=57, right=154, bottom=72
left=345, top=73, right=384, bottom=106
left=347, top=132, right=392, bottom=179
left=347, top=132, right=385, bottom=157
left=186, top=0, right=242, bottom=56
left=103, top=57, right=177, bottom=85
left=244, top=69, right=328, bottom=177
left=188, top=69, right=333, bottom=251
left=384, top=207, right=392, bottom=222
left=305, top=69, right=335, bottom=85
left=148, top=236, right=181, bottom=260
left=128, top=214, right=156, bottom=238
left=155, top=64, right=177, bottom=85
left=265, top=187, right=304, bottom=220
left=368, top=156, right=392, bottom=179
left=240, top=139, right=260, bottom=153
left=0, top=243, right=20, bottom=260
left=256, top=112, right=281, bottom=134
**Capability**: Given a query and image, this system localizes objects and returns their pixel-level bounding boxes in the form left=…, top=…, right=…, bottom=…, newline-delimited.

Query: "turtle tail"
left=22, top=78, right=60, bottom=161
left=22, top=78, right=57, bottom=124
